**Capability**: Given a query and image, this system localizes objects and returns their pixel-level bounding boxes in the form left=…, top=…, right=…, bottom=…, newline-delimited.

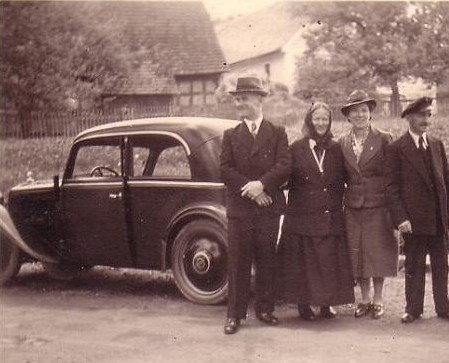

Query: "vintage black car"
left=0, top=117, right=239, bottom=304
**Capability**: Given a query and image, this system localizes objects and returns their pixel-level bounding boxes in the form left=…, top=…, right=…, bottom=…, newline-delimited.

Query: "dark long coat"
left=385, top=133, right=449, bottom=238
left=282, top=138, right=345, bottom=236
left=220, top=119, right=291, bottom=217
left=340, top=126, right=398, bottom=278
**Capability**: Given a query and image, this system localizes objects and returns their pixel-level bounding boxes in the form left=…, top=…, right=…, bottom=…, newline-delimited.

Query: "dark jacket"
left=385, top=132, right=449, bottom=239
left=340, top=126, right=393, bottom=209
left=283, top=138, right=345, bottom=236
left=220, top=119, right=291, bottom=217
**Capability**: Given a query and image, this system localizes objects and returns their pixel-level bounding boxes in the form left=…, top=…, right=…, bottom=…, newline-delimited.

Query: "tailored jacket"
left=340, top=126, right=393, bottom=209
left=385, top=132, right=449, bottom=240
left=220, top=119, right=291, bottom=218
left=283, top=138, right=345, bottom=236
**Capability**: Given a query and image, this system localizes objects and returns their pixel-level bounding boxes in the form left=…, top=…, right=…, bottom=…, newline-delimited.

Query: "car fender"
left=0, top=204, right=58, bottom=264
left=162, top=202, right=227, bottom=270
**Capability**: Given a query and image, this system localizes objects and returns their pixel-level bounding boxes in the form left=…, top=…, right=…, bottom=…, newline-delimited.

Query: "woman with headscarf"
left=280, top=102, right=355, bottom=321
left=339, top=90, right=398, bottom=319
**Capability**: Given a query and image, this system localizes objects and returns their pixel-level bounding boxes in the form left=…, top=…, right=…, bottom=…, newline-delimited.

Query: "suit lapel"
left=236, top=122, right=254, bottom=153
left=251, top=119, right=271, bottom=156
left=301, top=141, right=324, bottom=178
left=428, top=137, right=443, bottom=181
left=358, top=127, right=382, bottom=168
left=401, top=133, right=432, bottom=187
left=340, top=131, right=360, bottom=173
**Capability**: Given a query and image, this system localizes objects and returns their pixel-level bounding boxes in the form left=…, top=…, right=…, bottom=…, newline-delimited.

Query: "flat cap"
left=401, top=97, right=433, bottom=118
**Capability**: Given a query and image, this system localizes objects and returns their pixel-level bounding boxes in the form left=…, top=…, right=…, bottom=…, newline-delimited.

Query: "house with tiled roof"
left=215, top=2, right=310, bottom=92
left=100, top=1, right=227, bottom=111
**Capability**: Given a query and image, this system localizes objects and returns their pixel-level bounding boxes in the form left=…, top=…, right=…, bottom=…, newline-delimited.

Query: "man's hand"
left=241, top=180, right=264, bottom=199
left=253, top=191, right=273, bottom=207
left=398, top=220, right=412, bottom=234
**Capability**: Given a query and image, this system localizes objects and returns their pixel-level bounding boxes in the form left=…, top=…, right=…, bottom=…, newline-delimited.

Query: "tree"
left=294, top=2, right=418, bottom=116
left=408, top=2, right=449, bottom=86
left=0, top=1, right=130, bottom=115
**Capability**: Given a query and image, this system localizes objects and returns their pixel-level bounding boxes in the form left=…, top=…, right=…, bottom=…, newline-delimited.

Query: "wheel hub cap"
left=192, top=250, right=212, bottom=275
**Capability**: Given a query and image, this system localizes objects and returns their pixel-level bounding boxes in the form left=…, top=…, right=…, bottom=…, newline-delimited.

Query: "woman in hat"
left=279, top=102, right=354, bottom=320
left=339, top=90, right=398, bottom=319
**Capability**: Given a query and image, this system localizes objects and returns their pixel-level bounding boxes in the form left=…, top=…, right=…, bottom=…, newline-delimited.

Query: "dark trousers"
left=227, top=215, right=280, bottom=319
left=403, top=234, right=449, bottom=316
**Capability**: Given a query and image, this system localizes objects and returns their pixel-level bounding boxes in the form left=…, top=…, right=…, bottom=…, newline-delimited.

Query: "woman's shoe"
left=371, top=303, right=384, bottom=319
left=320, top=306, right=337, bottom=319
left=354, top=302, right=372, bottom=318
left=298, top=305, right=316, bottom=321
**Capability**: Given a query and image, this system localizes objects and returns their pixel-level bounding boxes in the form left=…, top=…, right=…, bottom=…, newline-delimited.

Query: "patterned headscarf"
left=301, top=102, right=333, bottom=153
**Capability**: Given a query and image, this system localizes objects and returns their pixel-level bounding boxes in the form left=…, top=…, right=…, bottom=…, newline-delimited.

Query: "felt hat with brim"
left=341, top=90, right=377, bottom=116
left=229, top=76, right=268, bottom=96
left=401, top=97, right=433, bottom=118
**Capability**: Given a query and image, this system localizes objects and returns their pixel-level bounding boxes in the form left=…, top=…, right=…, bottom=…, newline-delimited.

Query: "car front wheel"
left=171, top=219, right=228, bottom=305
left=0, top=237, right=21, bottom=285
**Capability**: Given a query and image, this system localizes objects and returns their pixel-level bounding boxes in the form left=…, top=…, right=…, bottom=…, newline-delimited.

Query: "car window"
left=132, top=147, right=151, bottom=177
left=153, top=146, right=191, bottom=179
left=72, top=144, right=122, bottom=178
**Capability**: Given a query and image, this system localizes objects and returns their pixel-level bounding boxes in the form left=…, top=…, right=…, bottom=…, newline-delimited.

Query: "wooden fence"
left=0, top=105, right=172, bottom=139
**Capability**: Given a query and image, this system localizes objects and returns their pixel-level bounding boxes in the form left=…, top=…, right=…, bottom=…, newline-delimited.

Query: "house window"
left=177, top=78, right=217, bottom=106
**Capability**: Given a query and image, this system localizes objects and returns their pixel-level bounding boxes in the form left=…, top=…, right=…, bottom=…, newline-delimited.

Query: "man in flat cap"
left=220, top=76, right=290, bottom=334
left=385, top=97, right=449, bottom=323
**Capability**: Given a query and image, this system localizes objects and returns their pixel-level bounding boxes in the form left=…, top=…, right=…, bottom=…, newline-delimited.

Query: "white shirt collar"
left=408, top=129, right=428, bottom=149
left=244, top=115, right=263, bottom=135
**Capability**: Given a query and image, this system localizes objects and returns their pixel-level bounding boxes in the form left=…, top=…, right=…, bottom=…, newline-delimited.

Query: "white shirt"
left=408, top=129, right=428, bottom=150
left=244, top=115, right=263, bottom=135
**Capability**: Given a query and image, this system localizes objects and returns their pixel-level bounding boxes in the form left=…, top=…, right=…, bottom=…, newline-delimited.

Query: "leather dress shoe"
left=437, top=312, right=449, bottom=320
left=320, top=306, right=337, bottom=319
left=354, top=302, right=372, bottom=318
left=371, top=303, right=384, bottom=319
left=298, top=305, right=316, bottom=321
left=224, top=318, right=240, bottom=334
left=256, top=312, right=279, bottom=325
left=401, top=312, right=418, bottom=324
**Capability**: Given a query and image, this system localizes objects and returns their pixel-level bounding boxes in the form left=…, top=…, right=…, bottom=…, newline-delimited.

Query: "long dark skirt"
left=279, top=233, right=355, bottom=306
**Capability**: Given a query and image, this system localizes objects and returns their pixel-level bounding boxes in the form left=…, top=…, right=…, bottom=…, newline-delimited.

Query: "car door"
left=126, top=135, right=193, bottom=269
left=60, top=136, right=132, bottom=267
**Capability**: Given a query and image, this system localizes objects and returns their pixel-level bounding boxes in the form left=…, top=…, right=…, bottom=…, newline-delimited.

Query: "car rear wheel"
left=42, top=261, right=90, bottom=280
left=0, top=237, right=21, bottom=285
left=171, top=219, right=228, bottom=305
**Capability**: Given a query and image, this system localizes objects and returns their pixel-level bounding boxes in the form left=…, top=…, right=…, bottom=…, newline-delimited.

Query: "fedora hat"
left=341, top=90, right=376, bottom=116
left=229, top=76, right=268, bottom=96
left=401, top=97, right=433, bottom=118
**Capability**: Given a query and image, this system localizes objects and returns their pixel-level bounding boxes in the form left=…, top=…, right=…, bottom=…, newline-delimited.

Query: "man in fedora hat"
left=220, top=76, right=290, bottom=334
left=385, top=97, right=449, bottom=323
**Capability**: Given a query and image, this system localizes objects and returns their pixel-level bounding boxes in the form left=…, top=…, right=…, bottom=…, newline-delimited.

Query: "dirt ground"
left=1, top=263, right=448, bottom=363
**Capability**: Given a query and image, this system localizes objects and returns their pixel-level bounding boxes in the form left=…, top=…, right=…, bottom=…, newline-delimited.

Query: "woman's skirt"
left=345, top=207, right=398, bottom=278
left=278, top=233, right=355, bottom=306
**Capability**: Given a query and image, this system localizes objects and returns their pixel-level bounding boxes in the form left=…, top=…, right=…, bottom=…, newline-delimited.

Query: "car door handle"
left=109, top=192, right=122, bottom=199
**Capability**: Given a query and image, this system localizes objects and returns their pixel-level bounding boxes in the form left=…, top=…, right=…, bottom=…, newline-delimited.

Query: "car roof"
left=74, top=117, right=239, bottom=151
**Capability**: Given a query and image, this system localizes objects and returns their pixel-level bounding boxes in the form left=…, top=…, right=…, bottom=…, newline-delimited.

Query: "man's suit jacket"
left=340, top=126, right=393, bottom=209
left=220, top=119, right=291, bottom=218
left=385, top=132, right=449, bottom=240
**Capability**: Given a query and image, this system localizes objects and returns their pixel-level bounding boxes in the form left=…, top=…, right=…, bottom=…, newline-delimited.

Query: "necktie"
left=418, top=136, right=425, bottom=152
left=250, top=121, right=257, bottom=138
